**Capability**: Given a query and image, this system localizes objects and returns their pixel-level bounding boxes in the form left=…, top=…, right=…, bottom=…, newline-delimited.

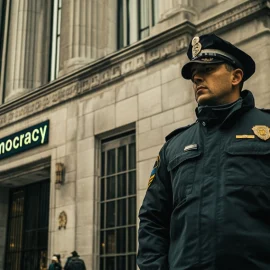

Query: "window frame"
left=117, top=0, right=159, bottom=50
left=49, top=0, right=62, bottom=81
left=99, top=131, right=137, bottom=270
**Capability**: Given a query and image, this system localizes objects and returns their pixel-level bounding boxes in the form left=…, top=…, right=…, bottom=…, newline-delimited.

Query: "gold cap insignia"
left=252, top=125, right=270, bottom=141
left=192, top=36, right=202, bottom=58
left=192, top=36, right=200, bottom=46
left=200, top=57, right=214, bottom=62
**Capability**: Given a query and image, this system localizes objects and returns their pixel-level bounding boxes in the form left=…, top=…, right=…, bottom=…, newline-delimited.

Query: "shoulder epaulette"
left=259, top=108, right=270, bottom=113
left=165, top=122, right=196, bottom=142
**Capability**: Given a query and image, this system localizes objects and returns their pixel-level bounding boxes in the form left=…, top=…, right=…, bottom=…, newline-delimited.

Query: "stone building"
left=0, top=0, right=269, bottom=269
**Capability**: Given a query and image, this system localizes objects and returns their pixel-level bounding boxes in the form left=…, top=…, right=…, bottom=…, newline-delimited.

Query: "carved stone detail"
left=197, top=0, right=262, bottom=34
left=58, top=211, right=67, bottom=230
left=0, top=0, right=267, bottom=129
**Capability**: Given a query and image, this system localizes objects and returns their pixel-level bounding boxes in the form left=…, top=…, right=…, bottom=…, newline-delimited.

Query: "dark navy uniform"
left=137, top=34, right=270, bottom=270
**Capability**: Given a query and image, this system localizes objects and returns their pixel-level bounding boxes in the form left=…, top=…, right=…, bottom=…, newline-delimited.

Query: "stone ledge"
left=0, top=21, right=195, bottom=129
left=0, top=0, right=268, bottom=129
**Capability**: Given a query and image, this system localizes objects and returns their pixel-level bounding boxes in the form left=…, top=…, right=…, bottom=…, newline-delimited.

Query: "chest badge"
left=252, top=125, right=270, bottom=141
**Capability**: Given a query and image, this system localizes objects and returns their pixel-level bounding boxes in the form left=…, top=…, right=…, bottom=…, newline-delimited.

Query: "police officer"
left=137, top=33, right=270, bottom=270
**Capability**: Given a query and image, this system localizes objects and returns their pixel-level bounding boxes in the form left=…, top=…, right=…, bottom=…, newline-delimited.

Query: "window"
left=139, top=0, right=159, bottom=39
left=100, top=132, right=137, bottom=270
left=50, top=0, right=62, bottom=81
left=117, top=0, right=159, bottom=49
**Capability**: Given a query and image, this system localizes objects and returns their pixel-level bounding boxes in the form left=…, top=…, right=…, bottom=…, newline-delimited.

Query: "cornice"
left=0, top=0, right=269, bottom=130
left=197, top=0, right=269, bottom=35
left=0, top=22, right=195, bottom=129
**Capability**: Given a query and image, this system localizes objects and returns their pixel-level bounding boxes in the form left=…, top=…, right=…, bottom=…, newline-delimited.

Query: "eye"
left=204, top=66, right=214, bottom=72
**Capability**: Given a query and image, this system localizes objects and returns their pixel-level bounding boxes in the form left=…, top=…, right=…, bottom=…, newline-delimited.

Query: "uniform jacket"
left=137, top=90, right=270, bottom=270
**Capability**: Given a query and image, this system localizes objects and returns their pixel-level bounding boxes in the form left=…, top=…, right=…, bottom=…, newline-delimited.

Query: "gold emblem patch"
left=148, top=155, right=160, bottom=188
left=252, top=125, right=270, bottom=141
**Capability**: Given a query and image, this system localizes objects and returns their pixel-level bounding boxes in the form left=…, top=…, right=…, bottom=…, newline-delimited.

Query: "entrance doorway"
left=5, top=180, right=50, bottom=270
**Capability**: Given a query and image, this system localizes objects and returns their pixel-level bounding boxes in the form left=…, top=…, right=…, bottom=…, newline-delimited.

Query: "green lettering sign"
left=0, top=120, right=49, bottom=160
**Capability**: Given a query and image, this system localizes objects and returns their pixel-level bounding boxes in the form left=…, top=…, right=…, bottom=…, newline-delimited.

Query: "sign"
left=0, top=120, right=49, bottom=160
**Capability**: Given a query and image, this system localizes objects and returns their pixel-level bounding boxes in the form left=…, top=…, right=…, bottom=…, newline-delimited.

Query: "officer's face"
left=191, top=63, right=240, bottom=106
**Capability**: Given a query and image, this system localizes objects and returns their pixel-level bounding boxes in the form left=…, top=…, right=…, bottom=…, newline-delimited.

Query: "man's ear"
left=232, top=68, right=243, bottom=86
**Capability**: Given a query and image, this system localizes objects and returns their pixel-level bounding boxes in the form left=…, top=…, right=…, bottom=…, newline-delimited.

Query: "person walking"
left=137, top=33, right=270, bottom=270
left=48, top=256, right=62, bottom=270
left=64, top=251, right=86, bottom=270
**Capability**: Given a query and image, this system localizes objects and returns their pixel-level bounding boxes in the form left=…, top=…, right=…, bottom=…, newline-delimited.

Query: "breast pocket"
left=225, top=141, right=270, bottom=186
left=167, top=150, right=202, bottom=205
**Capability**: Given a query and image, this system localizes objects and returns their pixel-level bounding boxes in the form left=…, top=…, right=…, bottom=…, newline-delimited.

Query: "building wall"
left=0, top=0, right=269, bottom=269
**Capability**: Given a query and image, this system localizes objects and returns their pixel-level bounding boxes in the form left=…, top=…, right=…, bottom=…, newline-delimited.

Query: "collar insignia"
left=252, top=125, right=270, bottom=141
left=184, top=144, right=198, bottom=151
left=192, top=36, right=202, bottom=58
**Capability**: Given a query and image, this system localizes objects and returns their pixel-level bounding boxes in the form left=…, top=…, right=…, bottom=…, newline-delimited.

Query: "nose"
left=192, top=72, right=204, bottom=85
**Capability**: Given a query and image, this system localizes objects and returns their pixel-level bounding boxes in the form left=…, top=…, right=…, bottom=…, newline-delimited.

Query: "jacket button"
left=202, top=121, right=206, bottom=126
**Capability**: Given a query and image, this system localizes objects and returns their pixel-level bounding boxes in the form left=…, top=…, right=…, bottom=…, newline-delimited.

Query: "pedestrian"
left=54, top=254, right=62, bottom=268
left=137, top=33, right=270, bottom=270
left=64, top=251, right=86, bottom=270
left=48, top=255, right=62, bottom=270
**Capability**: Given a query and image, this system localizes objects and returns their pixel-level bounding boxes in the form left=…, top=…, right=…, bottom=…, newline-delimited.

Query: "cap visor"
left=181, top=59, right=224, bottom=79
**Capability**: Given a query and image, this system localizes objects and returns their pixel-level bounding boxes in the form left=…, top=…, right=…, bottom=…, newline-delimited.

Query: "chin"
left=197, top=97, right=217, bottom=106
left=197, top=96, right=209, bottom=105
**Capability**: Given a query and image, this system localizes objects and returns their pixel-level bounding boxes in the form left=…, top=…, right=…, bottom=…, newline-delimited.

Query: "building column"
left=152, top=0, right=197, bottom=35
left=4, top=0, right=52, bottom=102
left=59, top=0, right=117, bottom=77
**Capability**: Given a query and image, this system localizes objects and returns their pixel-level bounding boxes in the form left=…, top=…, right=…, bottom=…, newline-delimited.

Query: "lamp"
left=55, top=162, right=64, bottom=189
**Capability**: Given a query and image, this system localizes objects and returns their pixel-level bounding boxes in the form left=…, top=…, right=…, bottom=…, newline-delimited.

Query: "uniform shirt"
left=137, top=90, right=270, bottom=270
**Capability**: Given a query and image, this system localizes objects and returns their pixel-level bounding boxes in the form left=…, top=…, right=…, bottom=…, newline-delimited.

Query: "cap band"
left=193, top=49, right=243, bottom=69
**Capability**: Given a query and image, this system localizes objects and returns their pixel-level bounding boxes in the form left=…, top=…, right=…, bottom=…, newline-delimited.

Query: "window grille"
left=99, top=132, right=137, bottom=270
left=5, top=180, right=50, bottom=270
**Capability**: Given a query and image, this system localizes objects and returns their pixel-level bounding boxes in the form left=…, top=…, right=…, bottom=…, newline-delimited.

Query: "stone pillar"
left=152, top=0, right=197, bottom=35
left=0, top=188, right=9, bottom=270
left=4, top=0, right=52, bottom=102
left=59, top=0, right=117, bottom=77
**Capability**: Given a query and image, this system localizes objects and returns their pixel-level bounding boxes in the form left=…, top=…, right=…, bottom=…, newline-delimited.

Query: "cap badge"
left=192, top=36, right=202, bottom=58
left=191, top=36, right=200, bottom=46
left=252, top=125, right=270, bottom=141
left=200, top=57, right=214, bottom=62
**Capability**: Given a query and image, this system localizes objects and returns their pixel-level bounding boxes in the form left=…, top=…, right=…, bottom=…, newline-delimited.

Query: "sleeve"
left=83, top=260, right=87, bottom=270
left=137, top=144, right=173, bottom=270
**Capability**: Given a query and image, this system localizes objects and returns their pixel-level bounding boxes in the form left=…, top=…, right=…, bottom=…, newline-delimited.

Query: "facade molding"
left=0, top=157, right=51, bottom=185
left=197, top=0, right=269, bottom=35
left=0, top=0, right=268, bottom=129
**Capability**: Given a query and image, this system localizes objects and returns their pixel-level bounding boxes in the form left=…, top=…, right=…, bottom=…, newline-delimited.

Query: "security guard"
left=137, top=34, right=270, bottom=270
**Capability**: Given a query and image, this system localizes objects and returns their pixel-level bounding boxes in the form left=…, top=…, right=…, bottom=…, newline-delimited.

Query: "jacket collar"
left=195, top=90, right=255, bottom=128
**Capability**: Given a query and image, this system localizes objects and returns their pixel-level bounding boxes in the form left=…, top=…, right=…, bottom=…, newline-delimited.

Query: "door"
left=5, top=180, right=50, bottom=270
